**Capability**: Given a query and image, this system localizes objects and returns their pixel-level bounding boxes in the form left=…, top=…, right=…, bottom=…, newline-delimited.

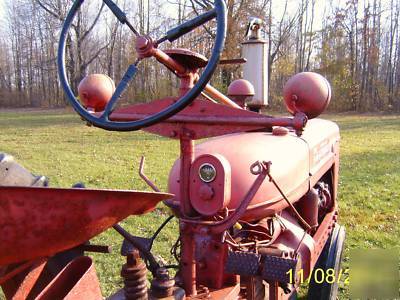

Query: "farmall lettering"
left=0, top=2, right=345, bottom=300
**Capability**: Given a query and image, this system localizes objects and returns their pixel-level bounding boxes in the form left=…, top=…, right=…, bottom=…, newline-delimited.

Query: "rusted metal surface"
left=78, top=243, right=113, bottom=254
left=270, top=211, right=315, bottom=278
left=179, top=223, right=237, bottom=292
left=0, top=186, right=172, bottom=266
left=179, top=135, right=197, bottom=296
left=179, top=223, right=197, bottom=296
left=0, top=261, right=38, bottom=286
left=1, top=258, right=47, bottom=300
left=35, top=256, right=102, bottom=300
left=180, top=135, right=196, bottom=217
left=164, top=49, right=208, bottom=69
left=297, top=188, right=320, bottom=229
left=219, top=58, right=247, bottom=65
left=121, top=250, right=148, bottom=300
left=150, top=268, right=175, bottom=298
left=311, top=210, right=337, bottom=269
left=113, top=224, right=159, bottom=272
left=110, top=98, right=308, bottom=140
left=196, top=284, right=241, bottom=299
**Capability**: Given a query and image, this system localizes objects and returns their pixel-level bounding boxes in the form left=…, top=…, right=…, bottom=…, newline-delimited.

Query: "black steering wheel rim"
left=58, top=0, right=227, bottom=131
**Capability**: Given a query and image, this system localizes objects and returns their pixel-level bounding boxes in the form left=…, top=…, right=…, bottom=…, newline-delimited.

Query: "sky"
left=0, top=0, right=395, bottom=36
left=0, top=1, right=4, bottom=21
left=0, top=1, right=6, bottom=35
left=0, top=0, right=358, bottom=25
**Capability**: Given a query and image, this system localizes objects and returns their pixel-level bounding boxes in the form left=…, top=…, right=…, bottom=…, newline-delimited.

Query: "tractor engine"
left=163, top=19, right=339, bottom=298
left=166, top=116, right=339, bottom=297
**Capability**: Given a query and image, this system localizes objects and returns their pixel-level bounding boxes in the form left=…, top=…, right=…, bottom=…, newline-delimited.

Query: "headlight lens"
left=198, top=163, right=217, bottom=183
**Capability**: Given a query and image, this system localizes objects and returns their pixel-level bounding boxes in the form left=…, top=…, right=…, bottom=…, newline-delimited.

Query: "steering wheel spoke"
left=101, top=62, right=140, bottom=120
left=103, top=0, right=140, bottom=36
left=59, top=0, right=226, bottom=131
left=157, top=8, right=217, bottom=44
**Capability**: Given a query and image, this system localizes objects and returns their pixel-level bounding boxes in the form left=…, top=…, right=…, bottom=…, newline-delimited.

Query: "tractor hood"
left=168, top=119, right=340, bottom=221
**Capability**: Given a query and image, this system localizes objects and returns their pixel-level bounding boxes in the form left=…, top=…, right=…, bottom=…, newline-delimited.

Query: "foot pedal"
left=225, top=250, right=300, bottom=284
left=261, top=255, right=299, bottom=284
left=225, top=251, right=260, bottom=276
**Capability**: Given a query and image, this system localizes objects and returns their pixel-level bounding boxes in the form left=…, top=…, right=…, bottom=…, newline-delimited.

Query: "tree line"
left=0, top=0, right=399, bottom=112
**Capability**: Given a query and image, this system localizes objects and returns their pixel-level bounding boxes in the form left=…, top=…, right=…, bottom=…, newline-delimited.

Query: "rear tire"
left=307, top=224, right=346, bottom=300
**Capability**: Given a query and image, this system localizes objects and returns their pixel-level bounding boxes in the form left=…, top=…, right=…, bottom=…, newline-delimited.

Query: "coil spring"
left=121, top=250, right=148, bottom=300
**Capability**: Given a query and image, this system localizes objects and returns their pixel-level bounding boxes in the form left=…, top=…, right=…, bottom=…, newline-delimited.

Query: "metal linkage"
left=209, top=161, right=271, bottom=233
left=150, top=268, right=175, bottom=298
left=138, top=156, right=161, bottom=192
left=263, top=165, right=312, bottom=232
left=113, top=224, right=160, bottom=274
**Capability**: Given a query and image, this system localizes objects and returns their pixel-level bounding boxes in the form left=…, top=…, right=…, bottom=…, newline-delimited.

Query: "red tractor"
left=0, top=1, right=345, bottom=299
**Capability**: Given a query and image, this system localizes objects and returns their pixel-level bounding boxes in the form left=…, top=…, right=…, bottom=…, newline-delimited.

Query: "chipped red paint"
left=0, top=187, right=172, bottom=266
left=36, top=257, right=102, bottom=300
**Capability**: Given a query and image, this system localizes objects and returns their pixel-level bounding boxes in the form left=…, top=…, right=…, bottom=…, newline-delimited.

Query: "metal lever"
left=139, top=156, right=161, bottom=192
left=210, top=161, right=271, bottom=233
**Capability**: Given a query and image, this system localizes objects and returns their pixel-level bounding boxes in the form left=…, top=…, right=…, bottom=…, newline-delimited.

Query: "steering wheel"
left=58, top=0, right=227, bottom=131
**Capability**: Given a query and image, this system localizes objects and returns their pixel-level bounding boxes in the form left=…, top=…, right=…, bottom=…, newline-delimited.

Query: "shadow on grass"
left=335, top=117, right=400, bottom=131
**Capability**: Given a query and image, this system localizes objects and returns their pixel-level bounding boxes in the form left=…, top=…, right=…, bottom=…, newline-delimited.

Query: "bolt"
left=184, top=131, right=193, bottom=138
left=198, top=261, right=206, bottom=269
left=127, top=250, right=141, bottom=265
left=199, top=227, right=209, bottom=235
left=155, top=267, right=169, bottom=280
left=137, top=36, right=149, bottom=50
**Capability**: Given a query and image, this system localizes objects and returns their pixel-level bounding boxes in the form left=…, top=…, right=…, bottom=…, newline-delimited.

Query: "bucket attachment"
left=0, top=186, right=173, bottom=266
left=36, top=256, right=102, bottom=300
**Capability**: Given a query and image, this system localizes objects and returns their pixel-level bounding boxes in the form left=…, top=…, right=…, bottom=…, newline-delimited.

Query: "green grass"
left=0, top=111, right=399, bottom=298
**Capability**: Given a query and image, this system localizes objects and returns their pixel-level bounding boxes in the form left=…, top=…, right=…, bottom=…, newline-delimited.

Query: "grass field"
left=0, top=110, right=399, bottom=299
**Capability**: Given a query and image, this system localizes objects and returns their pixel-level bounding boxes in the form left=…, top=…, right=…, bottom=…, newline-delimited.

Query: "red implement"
left=0, top=186, right=172, bottom=266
